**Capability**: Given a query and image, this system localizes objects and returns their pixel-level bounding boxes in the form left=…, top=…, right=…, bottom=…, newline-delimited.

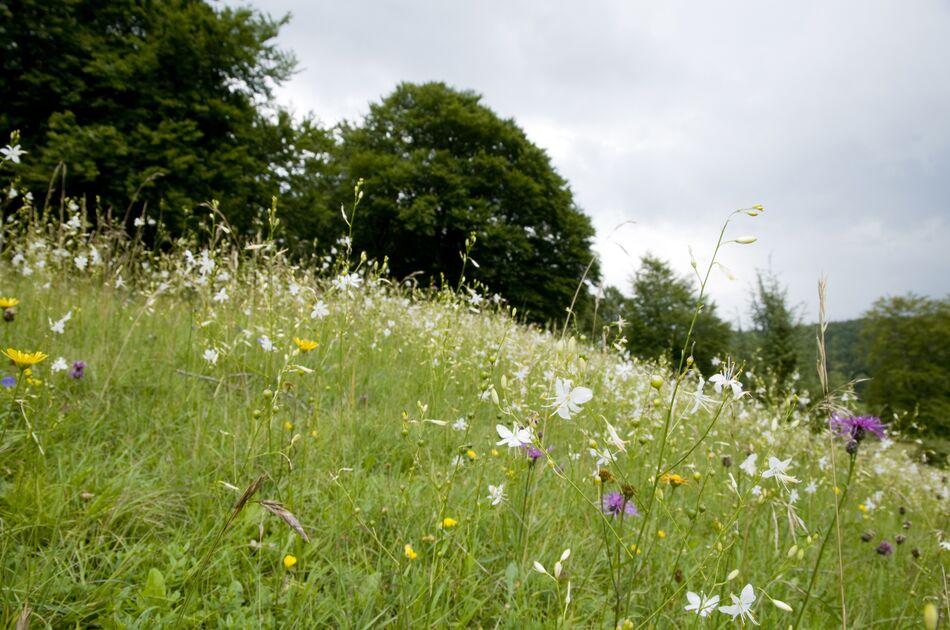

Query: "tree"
left=747, top=270, right=800, bottom=392
left=624, top=255, right=731, bottom=375
left=0, top=0, right=331, bottom=236
left=326, top=82, right=598, bottom=323
left=861, top=294, right=950, bottom=434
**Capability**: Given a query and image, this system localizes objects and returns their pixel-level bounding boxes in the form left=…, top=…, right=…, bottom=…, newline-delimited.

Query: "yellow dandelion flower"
left=293, top=337, right=318, bottom=352
left=2, top=348, right=48, bottom=370
left=283, top=554, right=297, bottom=569
left=660, top=473, right=688, bottom=487
left=439, top=517, right=458, bottom=529
left=0, top=297, right=19, bottom=309
left=858, top=503, right=868, bottom=513
left=657, top=530, right=666, bottom=539
left=466, top=449, right=477, bottom=461
left=629, top=544, right=642, bottom=555
left=283, top=421, right=294, bottom=430
left=404, top=544, right=418, bottom=560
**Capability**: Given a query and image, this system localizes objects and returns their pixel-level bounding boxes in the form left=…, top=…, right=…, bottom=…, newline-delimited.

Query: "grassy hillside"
left=0, top=211, right=948, bottom=628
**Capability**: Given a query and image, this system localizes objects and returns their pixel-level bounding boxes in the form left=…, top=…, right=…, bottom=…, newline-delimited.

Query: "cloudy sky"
left=234, top=0, right=950, bottom=324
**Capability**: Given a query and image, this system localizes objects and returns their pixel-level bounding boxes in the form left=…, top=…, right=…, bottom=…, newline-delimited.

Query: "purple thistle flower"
left=601, top=491, right=639, bottom=517
left=829, top=415, right=886, bottom=453
left=876, top=540, right=893, bottom=556
left=525, top=446, right=544, bottom=461
left=69, top=360, right=86, bottom=380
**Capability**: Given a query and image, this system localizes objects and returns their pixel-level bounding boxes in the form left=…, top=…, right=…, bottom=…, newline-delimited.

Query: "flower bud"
left=924, top=603, right=938, bottom=630
left=734, top=236, right=757, bottom=245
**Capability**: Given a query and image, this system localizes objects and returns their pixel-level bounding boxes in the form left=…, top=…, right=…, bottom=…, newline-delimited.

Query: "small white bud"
left=771, top=598, right=793, bottom=612
left=734, top=236, right=757, bottom=244
left=533, top=561, right=547, bottom=574
left=726, top=569, right=739, bottom=582
left=560, top=548, right=571, bottom=561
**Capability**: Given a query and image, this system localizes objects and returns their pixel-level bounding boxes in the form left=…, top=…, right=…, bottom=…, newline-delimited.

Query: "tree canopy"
left=624, top=255, right=731, bottom=375
left=326, top=81, right=599, bottom=323
left=0, top=0, right=331, bottom=235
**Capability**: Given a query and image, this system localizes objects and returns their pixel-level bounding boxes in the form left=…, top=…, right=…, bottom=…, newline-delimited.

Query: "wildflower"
left=828, top=415, right=886, bottom=454
left=283, top=554, right=297, bottom=568
left=257, top=336, right=274, bottom=352
left=69, top=360, right=86, bottom=380
left=718, top=583, right=757, bottom=624
left=404, top=544, right=418, bottom=560
left=761, top=456, right=799, bottom=489
left=685, top=591, right=720, bottom=617
left=213, top=287, right=229, bottom=303
left=0, top=297, right=18, bottom=309
left=1, top=144, right=26, bottom=163
left=51, top=357, right=68, bottom=373
left=310, top=300, right=329, bottom=319
left=49, top=310, right=72, bottom=334
left=660, top=473, right=688, bottom=487
left=487, top=484, right=505, bottom=506
left=525, top=445, right=544, bottom=462
left=466, top=449, right=477, bottom=461
left=739, top=453, right=757, bottom=477
left=938, top=541, right=950, bottom=551
left=2, top=348, right=48, bottom=370
left=876, top=540, right=893, bottom=556
left=601, top=491, right=639, bottom=517
left=293, top=337, right=318, bottom=352
left=452, top=417, right=468, bottom=431
left=605, top=420, right=628, bottom=453
left=439, top=517, right=458, bottom=529
left=203, top=349, right=219, bottom=365
left=496, top=423, right=534, bottom=448
left=709, top=367, right=743, bottom=397
left=551, top=377, right=593, bottom=420
left=1, top=376, right=15, bottom=389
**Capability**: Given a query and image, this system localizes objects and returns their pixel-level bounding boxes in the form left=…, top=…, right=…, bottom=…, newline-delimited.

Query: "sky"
left=231, top=0, right=950, bottom=324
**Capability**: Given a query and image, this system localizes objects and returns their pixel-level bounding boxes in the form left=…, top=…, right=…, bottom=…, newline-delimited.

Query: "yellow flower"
left=0, top=297, right=19, bottom=309
left=657, top=530, right=666, bottom=539
left=466, top=449, right=477, bottom=461
left=283, top=554, right=297, bottom=569
left=439, top=517, right=458, bottom=529
left=283, top=421, right=294, bottom=430
left=404, top=544, right=418, bottom=560
left=2, top=348, right=48, bottom=370
left=858, top=503, right=868, bottom=513
left=293, top=337, right=318, bottom=352
left=660, top=473, right=688, bottom=487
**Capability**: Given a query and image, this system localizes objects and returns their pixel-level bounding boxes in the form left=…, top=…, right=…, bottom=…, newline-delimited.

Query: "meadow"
left=0, top=190, right=947, bottom=628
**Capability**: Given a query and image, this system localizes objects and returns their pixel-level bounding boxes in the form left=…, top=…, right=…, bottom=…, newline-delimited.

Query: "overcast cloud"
left=232, top=0, right=950, bottom=323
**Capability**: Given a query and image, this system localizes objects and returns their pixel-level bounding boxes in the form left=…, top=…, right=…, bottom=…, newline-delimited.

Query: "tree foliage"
left=624, top=255, right=731, bottom=374
left=747, top=270, right=800, bottom=392
left=326, top=82, right=599, bottom=323
left=861, top=294, right=950, bottom=434
left=0, top=0, right=331, bottom=236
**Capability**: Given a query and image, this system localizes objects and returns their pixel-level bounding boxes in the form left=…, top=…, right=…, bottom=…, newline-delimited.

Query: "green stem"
left=793, top=453, right=856, bottom=629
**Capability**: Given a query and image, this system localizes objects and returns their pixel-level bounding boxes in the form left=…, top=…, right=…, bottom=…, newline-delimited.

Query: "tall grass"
left=0, top=158, right=947, bottom=628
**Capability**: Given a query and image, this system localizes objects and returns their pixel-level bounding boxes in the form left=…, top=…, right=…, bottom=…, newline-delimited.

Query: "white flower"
left=788, top=489, right=800, bottom=505
left=67, top=214, right=82, bottom=230
left=551, top=377, right=593, bottom=420
left=74, top=255, right=88, bottom=271
left=685, top=591, right=720, bottom=617
left=589, top=447, right=615, bottom=468
left=213, top=287, right=229, bottom=303
left=689, top=376, right=716, bottom=413
left=332, top=272, right=362, bottom=291
left=939, top=541, right=950, bottom=551
left=203, top=348, right=219, bottom=365
left=709, top=371, right=743, bottom=396
left=51, top=357, right=68, bottom=373
left=49, top=310, right=72, bottom=334
left=739, top=453, right=758, bottom=477
left=257, top=336, right=274, bottom=352
left=453, top=417, right=469, bottom=432
left=1, top=144, right=26, bottom=164
left=310, top=300, right=329, bottom=319
left=604, top=421, right=628, bottom=453
left=761, top=456, right=799, bottom=489
left=133, top=216, right=146, bottom=227
left=805, top=480, right=818, bottom=495
left=496, top=423, right=534, bottom=449
left=719, top=583, right=757, bottom=624
left=513, top=366, right=529, bottom=381
left=487, top=484, right=505, bottom=506
left=288, top=281, right=300, bottom=296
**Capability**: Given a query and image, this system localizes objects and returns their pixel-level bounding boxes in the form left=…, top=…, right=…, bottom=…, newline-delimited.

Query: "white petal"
left=570, top=386, right=593, bottom=405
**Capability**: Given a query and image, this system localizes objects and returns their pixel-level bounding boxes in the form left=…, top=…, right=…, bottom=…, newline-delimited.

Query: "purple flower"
left=69, top=360, right=86, bottom=380
left=601, top=491, right=639, bottom=517
left=1, top=375, right=15, bottom=389
left=876, top=540, right=893, bottom=556
left=829, top=415, right=886, bottom=453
